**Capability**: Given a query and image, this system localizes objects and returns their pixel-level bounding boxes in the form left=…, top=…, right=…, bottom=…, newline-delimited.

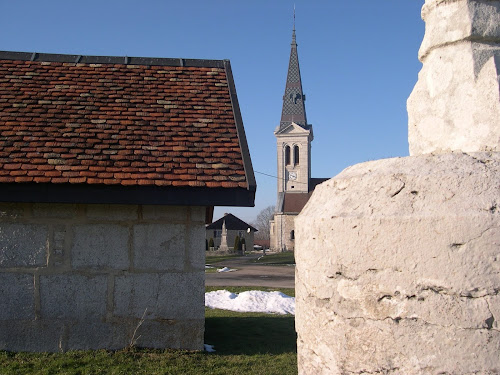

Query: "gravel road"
left=205, top=253, right=295, bottom=289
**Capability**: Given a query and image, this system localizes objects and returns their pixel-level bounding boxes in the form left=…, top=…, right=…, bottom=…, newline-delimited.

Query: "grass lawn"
left=205, top=254, right=240, bottom=265
left=253, top=251, right=295, bottom=265
left=0, top=287, right=297, bottom=375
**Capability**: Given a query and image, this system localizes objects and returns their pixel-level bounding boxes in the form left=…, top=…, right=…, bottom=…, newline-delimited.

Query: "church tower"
left=270, top=20, right=319, bottom=252
left=274, top=24, right=313, bottom=196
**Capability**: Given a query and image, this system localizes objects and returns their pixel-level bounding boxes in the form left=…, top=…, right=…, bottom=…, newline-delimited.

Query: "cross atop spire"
left=280, top=13, right=308, bottom=129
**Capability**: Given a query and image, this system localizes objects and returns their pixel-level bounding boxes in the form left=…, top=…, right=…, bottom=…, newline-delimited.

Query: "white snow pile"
left=204, top=344, right=216, bottom=352
left=205, top=290, right=295, bottom=315
left=217, top=267, right=237, bottom=272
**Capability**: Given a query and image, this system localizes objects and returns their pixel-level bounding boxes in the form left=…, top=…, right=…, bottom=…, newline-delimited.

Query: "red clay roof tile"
left=0, top=52, right=255, bottom=196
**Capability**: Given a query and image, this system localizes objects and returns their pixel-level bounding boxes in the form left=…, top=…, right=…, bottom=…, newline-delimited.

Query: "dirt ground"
left=205, top=252, right=295, bottom=289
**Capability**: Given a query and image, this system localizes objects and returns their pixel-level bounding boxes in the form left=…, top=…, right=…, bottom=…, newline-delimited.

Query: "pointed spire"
left=280, top=9, right=307, bottom=129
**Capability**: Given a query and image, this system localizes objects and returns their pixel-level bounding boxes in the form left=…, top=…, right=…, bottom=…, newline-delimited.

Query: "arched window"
left=290, top=230, right=295, bottom=240
left=285, top=145, right=291, bottom=165
left=294, top=145, right=299, bottom=165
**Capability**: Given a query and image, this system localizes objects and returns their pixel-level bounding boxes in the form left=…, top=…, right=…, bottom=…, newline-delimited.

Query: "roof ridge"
left=0, top=50, right=228, bottom=68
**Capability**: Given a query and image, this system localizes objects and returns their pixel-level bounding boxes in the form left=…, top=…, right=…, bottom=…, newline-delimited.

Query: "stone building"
left=0, top=51, right=255, bottom=352
left=206, top=213, right=257, bottom=252
left=270, top=26, right=327, bottom=251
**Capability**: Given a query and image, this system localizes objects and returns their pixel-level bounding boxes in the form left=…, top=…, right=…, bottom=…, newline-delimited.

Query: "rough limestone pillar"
left=296, top=1, right=500, bottom=374
left=407, top=0, right=500, bottom=154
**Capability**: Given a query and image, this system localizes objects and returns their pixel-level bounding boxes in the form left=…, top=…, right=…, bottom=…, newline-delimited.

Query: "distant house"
left=0, top=51, right=255, bottom=352
left=206, top=213, right=257, bottom=252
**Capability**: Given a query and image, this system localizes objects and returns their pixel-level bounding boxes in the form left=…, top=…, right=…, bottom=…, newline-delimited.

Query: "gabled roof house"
left=206, top=213, right=257, bottom=252
left=0, top=51, right=255, bottom=352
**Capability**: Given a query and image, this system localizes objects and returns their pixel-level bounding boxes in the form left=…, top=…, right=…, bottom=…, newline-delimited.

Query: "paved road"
left=205, top=253, right=295, bottom=289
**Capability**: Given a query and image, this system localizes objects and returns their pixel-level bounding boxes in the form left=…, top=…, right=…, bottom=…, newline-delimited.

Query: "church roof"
left=206, top=213, right=257, bottom=232
left=0, top=51, right=256, bottom=206
left=279, top=27, right=308, bottom=130
left=278, top=178, right=329, bottom=214
left=282, top=192, right=312, bottom=214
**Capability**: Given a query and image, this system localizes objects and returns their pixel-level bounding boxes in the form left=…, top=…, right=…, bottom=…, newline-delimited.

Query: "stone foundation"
left=295, top=152, right=500, bottom=374
left=0, top=203, right=205, bottom=352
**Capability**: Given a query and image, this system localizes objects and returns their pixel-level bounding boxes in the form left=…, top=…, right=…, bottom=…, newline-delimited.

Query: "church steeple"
left=280, top=21, right=307, bottom=129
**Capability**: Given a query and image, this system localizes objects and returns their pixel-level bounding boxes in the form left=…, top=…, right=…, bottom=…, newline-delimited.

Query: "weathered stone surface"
left=407, top=0, right=500, bottom=155
left=418, top=0, right=500, bottom=60
left=0, top=203, right=25, bottom=219
left=187, top=224, right=206, bottom=270
left=40, top=274, right=107, bottom=319
left=86, top=204, right=138, bottom=221
left=133, top=223, right=185, bottom=271
left=64, top=320, right=117, bottom=351
left=134, top=319, right=204, bottom=350
left=32, top=203, right=78, bottom=218
left=0, top=320, right=64, bottom=352
left=113, top=272, right=204, bottom=320
left=0, top=203, right=206, bottom=352
left=71, top=224, right=129, bottom=269
left=0, top=273, right=34, bottom=320
left=0, top=223, right=48, bottom=267
left=142, top=205, right=188, bottom=221
left=189, top=206, right=206, bottom=223
left=295, top=153, right=500, bottom=374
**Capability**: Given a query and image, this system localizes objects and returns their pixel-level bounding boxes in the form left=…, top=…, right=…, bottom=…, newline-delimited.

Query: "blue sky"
left=0, top=0, right=426, bottom=223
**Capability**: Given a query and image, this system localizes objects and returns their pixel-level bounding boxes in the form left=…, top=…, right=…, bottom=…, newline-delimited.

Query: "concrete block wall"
left=0, top=203, right=206, bottom=352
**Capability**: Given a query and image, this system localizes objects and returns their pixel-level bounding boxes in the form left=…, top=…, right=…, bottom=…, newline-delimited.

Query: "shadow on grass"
left=204, top=315, right=296, bottom=355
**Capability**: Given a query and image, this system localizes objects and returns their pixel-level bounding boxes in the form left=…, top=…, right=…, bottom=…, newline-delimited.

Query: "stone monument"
left=408, top=0, right=500, bottom=154
left=218, top=220, right=229, bottom=252
left=295, top=1, right=499, bottom=374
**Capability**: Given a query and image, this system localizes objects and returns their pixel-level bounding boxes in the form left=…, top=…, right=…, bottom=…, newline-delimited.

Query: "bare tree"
left=252, top=205, right=275, bottom=240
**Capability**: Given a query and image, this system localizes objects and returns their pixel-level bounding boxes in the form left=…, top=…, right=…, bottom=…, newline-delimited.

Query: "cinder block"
left=0, top=223, right=48, bottom=267
left=113, top=272, right=204, bottom=320
left=133, top=319, right=204, bottom=350
left=142, top=205, right=188, bottom=221
left=187, top=224, right=205, bottom=270
left=40, top=274, right=107, bottom=319
left=71, top=224, right=129, bottom=269
left=86, top=204, right=138, bottom=221
left=133, top=224, right=185, bottom=271
left=0, top=320, right=64, bottom=352
left=0, top=203, right=25, bottom=219
left=32, top=203, right=78, bottom=218
left=0, top=273, right=34, bottom=320
left=189, top=206, right=206, bottom=223
left=65, top=320, right=116, bottom=350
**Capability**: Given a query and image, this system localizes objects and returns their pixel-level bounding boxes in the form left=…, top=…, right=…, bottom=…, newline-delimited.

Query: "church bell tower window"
left=294, top=145, right=300, bottom=165
left=285, top=145, right=291, bottom=165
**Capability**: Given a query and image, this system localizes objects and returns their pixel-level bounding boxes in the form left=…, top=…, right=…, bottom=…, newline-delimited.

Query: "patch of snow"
left=217, top=267, right=237, bottom=273
left=205, top=265, right=214, bottom=269
left=204, top=344, right=216, bottom=352
left=205, top=290, right=295, bottom=315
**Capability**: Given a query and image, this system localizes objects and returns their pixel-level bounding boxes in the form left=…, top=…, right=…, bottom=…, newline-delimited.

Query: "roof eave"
left=0, top=183, right=256, bottom=207
left=223, top=60, right=257, bottom=196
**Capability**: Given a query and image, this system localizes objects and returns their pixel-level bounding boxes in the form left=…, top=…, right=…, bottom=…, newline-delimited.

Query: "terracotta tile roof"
left=0, top=51, right=255, bottom=205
